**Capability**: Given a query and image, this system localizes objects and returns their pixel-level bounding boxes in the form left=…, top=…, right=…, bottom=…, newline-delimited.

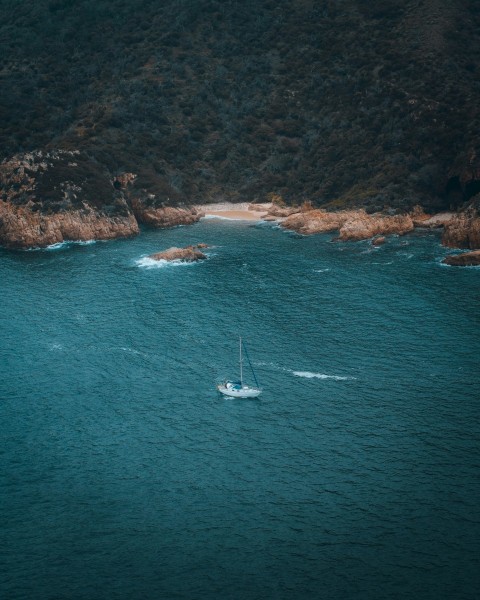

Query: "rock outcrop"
left=266, top=205, right=301, bottom=218
left=0, top=201, right=138, bottom=249
left=149, top=245, right=208, bottom=262
left=0, top=150, right=202, bottom=248
left=282, top=209, right=357, bottom=235
left=442, top=212, right=480, bottom=249
left=413, top=212, right=455, bottom=228
left=0, top=150, right=139, bottom=248
left=338, top=213, right=414, bottom=241
left=282, top=209, right=414, bottom=241
left=443, top=250, right=480, bottom=266
left=130, top=202, right=203, bottom=228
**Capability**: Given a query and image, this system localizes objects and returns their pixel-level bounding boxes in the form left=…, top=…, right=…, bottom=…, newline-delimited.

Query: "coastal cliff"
left=0, top=201, right=139, bottom=249
left=0, top=150, right=201, bottom=248
left=442, top=212, right=480, bottom=249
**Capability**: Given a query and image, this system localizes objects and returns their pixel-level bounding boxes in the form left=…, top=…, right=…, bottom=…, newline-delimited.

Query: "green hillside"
left=1, top=0, right=479, bottom=211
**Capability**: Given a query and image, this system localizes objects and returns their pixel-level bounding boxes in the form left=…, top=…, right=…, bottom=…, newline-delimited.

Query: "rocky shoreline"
left=247, top=202, right=480, bottom=265
left=0, top=150, right=204, bottom=249
left=0, top=151, right=478, bottom=264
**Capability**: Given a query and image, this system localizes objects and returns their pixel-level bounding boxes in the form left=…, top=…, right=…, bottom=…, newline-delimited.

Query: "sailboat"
left=217, top=337, right=262, bottom=398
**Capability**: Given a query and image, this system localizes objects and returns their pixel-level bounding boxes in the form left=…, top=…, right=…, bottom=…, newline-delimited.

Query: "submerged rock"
left=443, top=250, right=480, bottom=266
left=149, top=245, right=208, bottom=262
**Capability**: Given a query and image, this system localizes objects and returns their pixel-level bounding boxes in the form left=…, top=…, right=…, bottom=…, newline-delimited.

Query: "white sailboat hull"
left=218, top=337, right=262, bottom=398
left=217, top=384, right=262, bottom=398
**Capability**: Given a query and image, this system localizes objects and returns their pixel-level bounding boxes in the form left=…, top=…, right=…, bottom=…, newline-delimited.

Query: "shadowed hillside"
left=0, top=0, right=479, bottom=212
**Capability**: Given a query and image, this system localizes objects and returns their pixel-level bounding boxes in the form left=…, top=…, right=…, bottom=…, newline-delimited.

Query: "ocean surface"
left=1, top=219, right=479, bottom=600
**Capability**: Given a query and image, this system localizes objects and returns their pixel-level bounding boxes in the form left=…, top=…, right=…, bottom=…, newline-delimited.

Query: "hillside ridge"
left=1, top=0, right=479, bottom=246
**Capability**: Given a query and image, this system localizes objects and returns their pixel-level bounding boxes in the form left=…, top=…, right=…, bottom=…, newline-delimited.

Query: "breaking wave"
left=135, top=256, right=197, bottom=269
left=28, top=239, right=97, bottom=251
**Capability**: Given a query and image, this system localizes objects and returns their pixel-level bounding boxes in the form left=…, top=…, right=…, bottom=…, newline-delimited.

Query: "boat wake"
left=291, top=370, right=354, bottom=381
left=254, top=361, right=355, bottom=381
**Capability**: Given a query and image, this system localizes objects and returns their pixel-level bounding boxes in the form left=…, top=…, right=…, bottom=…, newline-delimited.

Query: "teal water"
left=1, top=220, right=479, bottom=600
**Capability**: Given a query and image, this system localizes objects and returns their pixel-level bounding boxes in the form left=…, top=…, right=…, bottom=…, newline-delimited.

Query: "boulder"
left=267, top=205, right=301, bottom=218
left=415, top=212, right=455, bottom=228
left=442, top=213, right=480, bottom=249
left=149, top=245, right=207, bottom=262
left=248, top=203, right=271, bottom=212
left=372, top=236, right=386, bottom=246
left=282, top=209, right=357, bottom=234
left=338, top=213, right=414, bottom=241
left=443, top=250, right=480, bottom=266
left=131, top=202, right=203, bottom=228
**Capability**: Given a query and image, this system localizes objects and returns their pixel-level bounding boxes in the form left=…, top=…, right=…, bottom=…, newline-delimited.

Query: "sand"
left=197, top=202, right=271, bottom=221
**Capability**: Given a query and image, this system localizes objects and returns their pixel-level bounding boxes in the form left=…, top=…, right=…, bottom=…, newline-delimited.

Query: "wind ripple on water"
left=1, top=221, right=479, bottom=599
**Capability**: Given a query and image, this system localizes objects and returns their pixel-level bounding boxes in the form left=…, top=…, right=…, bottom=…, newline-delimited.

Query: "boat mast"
left=239, top=336, right=243, bottom=386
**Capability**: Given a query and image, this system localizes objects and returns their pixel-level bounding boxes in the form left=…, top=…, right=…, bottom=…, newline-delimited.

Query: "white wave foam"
left=313, top=268, right=330, bottom=273
left=203, top=214, right=261, bottom=222
left=43, top=239, right=96, bottom=251
left=292, top=371, right=354, bottom=381
left=136, top=256, right=197, bottom=269
left=438, top=260, right=480, bottom=269
left=45, top=242, right=70, bottom=250
left=203, top=214, right=237, bottom=221
left=254, top=361, right=355, bottom=381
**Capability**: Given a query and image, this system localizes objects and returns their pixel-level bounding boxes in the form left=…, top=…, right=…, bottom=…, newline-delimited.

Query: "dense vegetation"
left=0, top=0, right=479, bottom=212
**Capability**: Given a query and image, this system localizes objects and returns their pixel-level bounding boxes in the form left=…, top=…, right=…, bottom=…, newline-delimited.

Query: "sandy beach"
left=196, top=202, right=270, bottom=221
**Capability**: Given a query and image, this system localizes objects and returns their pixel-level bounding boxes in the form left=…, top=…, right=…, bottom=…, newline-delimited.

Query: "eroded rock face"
left=414, top=212, right=455, bottom=228
left=0, top=201, right=139, bottom=249
left=267, top=205, right=301, bottom=218
left=442, top=213, right=480, bottom=249
left=443, top=250, right=480, bottom=266
left=282, top=209, right=414, bottom=240
left=149, top=245, right=208, bottom=262
left=338, top=213, right=414, bottom=241
left=282, top=209, right=358, bottom=235
left=0, top=150, right=202, bottom=248
left=0, top=150, right=139, bottom=248
left=131, top=201, right=203, bottom=228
